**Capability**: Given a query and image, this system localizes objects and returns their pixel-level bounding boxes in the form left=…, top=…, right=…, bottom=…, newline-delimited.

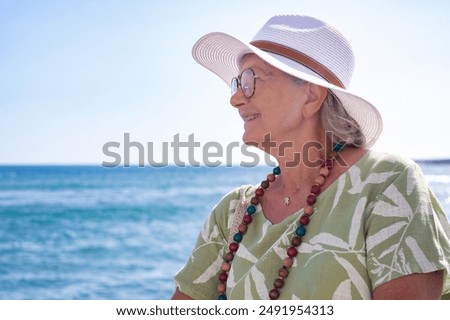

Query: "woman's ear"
left=302, top=83, right=328, bottom=118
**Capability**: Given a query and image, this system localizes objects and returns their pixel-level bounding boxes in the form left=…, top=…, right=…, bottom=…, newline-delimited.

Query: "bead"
left=229, top=242, right=239, bottom=252
left=218, top=293, right=227, bottom=300
left=238, top=223, right=247, bottom=233
left=273, top=278, right=284, bottom=289
left=287, top=246, right=298, bottom=257
left=218, top=272, right=228, bottom=282
left=319, top=167, right=329, bottom=177
left=246, top=205, right=256, bottom=215
left=299, top=215, right=310, bottom=225
left=273, top=166, right=281, bottom=175
left=233, top=232, right=243, bottom=243
left=283, top=257, right=294, bottom=268
left=306, top=194, right=316, bottom=205
left=269, top=288, right=280, bottom=300
left=304, top=206, right=314, bottom=215
left=291, top=236, right=302, bottom=247
left=333, top=142, right=345, bottom=152
left=310, top=184, right=321, bottom=195
left=314, top=175, right=325, bottom=186
left=267, top=173, right=276, bottom=182
left=278, top=267, right=289, bottom=278
left=221, top=262, right=231, bottom=272
left=250, top=196, right=260, bottom=205
left=325, top=159, right=333, bottom=169
left=296, top=225, right=306, bottom=237
left=217, top=283, right=226, bottom=293
left=318, top=158, right=325, bottom=167
left=255, top=188, right=265, bottom=197
left=261, top=180, right=270, bottom=189
left=243, top=215, right=253, bottom=224
left=225, top=252, right=234, bottom=262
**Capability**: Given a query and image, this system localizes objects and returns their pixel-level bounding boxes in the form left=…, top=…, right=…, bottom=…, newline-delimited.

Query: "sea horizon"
left=1, top=156, right=450, bottom=167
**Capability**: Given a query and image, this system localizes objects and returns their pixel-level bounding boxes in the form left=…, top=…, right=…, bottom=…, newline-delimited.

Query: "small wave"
left=0, top=185, right=229, bottom=208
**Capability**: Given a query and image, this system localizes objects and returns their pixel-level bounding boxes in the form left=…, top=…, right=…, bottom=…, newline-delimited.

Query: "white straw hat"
left=192, top=15, right=382, bottom=148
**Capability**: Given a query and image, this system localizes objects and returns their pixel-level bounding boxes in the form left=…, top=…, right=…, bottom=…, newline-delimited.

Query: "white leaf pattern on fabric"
left=398, top=248, right=411, bottom=273
left=348, top=168, right=397, bottom=194
left=356, top=253, right=366, bottom=267
left=229, top=198, right=239, bottom=214
left=227, top=198, right=240, bottom=229
left=349, top=197, right=367, bottom=249
left=366, top=221, right=408, bottom=251
left=309, top=233, right=350, bottom=250
left=257, top=220, right=272, bottom=244
left=373, top=201, right=410, bottom=219
left=193, top=253, right=223, bottom=284
left=244, top=273, right=253, bottom=300
left=330, top=174, right=346, bottom=212
left=378, top=243, right=397, bottom=260
left=243, top=267, right=269, bottom=300
left=373, top=270, right=391, bottom=286
left=228, top=262, right=236, bottom=287
left=200, top=214, right=213, bottom=242
left=299, top=242, right=323, bottom=254
left=332, top=279, right=352, bottom=299
left=251, top=268, right=269, bottom=299
left=437, top=210, right=450, bottom=237
left=236, top=243, right=258, bottom=263
left=334, top=255, right=371, bottom=299
left=374, top=184, right=413, bottom=219
left=370, top=248, right=410, bottom=283
left=405, top=236, right=436, bottom=271
left=209, top=225, right=219, bottom=242
left=273, top=241, right=288, bottom=260
left=406, top=166, right=416, bottom=196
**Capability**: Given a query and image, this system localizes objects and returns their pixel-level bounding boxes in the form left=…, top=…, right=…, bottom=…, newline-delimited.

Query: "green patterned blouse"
left=174, top=151, right=450, bottom=299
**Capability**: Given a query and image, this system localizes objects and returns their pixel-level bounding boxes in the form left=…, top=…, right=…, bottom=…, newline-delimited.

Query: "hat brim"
left=192, top=32, right=382, bottom=148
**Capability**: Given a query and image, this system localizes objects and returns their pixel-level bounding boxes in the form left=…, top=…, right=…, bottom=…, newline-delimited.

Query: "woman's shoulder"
left=206, top=184, right=258, bottom=233
left=344, top=150, right=426, bottom=196
left=212, top=184, right=257, bottom=213
left=356, top=149, right=420, bottom=174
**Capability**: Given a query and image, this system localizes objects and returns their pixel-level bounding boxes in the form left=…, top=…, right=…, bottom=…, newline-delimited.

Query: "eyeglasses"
left=230, top=68, right=258, bottom=98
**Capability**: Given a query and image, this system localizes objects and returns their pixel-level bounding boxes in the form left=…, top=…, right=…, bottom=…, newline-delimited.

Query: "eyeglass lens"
left=230, top=69, right=255, bottom=98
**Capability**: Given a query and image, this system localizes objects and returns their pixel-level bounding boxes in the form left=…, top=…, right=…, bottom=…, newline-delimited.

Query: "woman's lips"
left=242, top=113, right=261, bottom=122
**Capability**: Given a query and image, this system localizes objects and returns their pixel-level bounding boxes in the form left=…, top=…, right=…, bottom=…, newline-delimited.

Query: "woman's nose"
left=230, top=88, right=246, bottom=108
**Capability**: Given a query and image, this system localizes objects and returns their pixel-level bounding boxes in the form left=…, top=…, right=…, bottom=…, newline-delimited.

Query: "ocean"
left=0, top=162, right=449, bottom=300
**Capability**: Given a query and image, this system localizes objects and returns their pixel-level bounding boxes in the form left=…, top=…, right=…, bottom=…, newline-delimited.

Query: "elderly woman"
left=172, top=15, right=450, bottom=300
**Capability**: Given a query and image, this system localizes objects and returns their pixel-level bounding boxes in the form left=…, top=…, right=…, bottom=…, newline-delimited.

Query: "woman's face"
left=230, top=54, right=308, bottom=149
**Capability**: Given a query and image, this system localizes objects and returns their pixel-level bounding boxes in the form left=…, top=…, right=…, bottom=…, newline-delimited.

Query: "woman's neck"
left=270, top=129, right=327, bottom=191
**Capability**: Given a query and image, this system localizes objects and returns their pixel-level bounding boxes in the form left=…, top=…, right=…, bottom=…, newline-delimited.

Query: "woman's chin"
left=242, top=131, right=259, bottom=147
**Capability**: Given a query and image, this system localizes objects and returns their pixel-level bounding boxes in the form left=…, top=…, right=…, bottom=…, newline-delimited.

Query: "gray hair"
left=320, top=92, right=365, bottom=148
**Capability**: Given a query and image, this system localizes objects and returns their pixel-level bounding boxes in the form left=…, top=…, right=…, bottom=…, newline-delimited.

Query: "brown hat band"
left=250, top=40, right=345, bottom=89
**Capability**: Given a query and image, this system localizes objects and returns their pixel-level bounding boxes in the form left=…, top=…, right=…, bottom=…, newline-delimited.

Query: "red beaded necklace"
left=217, top=143, right=345, bottom=300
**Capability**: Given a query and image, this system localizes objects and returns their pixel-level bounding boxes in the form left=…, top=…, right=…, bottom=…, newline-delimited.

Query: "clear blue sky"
left=1, top=0, right=449, bottom=165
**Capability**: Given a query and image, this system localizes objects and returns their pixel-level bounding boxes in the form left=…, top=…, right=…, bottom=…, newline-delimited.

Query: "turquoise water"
left=0, top=163, right=449, bottom=299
